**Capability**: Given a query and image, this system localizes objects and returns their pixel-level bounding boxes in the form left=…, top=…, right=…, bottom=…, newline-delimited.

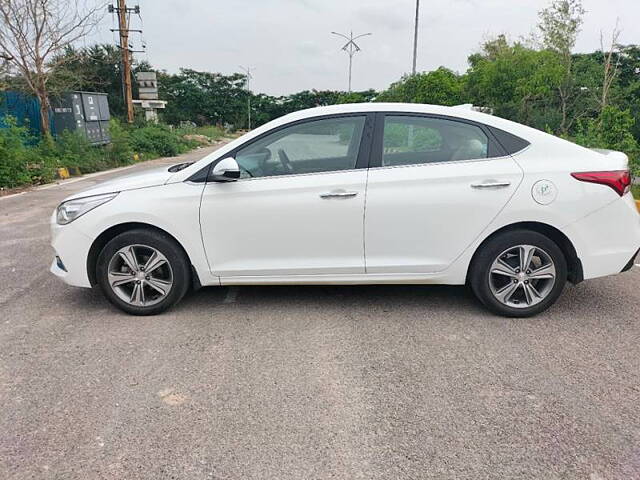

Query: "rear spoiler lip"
left=588, top=148, right=629, bottom=169
left=589, top=148, right=628, bottom=159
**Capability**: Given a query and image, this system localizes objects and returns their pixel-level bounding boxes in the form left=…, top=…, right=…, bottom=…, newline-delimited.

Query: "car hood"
left=64, top=165, right=174, bottom=201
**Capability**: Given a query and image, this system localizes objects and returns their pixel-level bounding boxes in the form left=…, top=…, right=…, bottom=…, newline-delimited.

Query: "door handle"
left=319, top=191, right=358, bottom=199
left=470, top=181, right=511, bottom=189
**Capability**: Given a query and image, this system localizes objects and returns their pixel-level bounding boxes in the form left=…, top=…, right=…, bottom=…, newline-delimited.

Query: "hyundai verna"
left=50, top=103, right=640, bottom=317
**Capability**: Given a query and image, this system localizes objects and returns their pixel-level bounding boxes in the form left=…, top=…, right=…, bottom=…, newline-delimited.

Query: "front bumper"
left=50, top=212, right=94, bottom=288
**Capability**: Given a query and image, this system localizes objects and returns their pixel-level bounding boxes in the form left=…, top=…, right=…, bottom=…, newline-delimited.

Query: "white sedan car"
left=51, top=103, right=640, bottom=317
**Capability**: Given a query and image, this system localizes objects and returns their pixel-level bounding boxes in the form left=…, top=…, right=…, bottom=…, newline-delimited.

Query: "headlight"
left=56, top=193, right=118, bottom=225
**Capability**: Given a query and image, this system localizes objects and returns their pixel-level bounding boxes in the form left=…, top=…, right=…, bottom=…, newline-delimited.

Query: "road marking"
left=1, top=164, right=140, bottom=198
left=35, top=164, right=138, bottom=190
left=223, top=286, right=239, bottom=304
left=0, top=191, right=26, bottom=201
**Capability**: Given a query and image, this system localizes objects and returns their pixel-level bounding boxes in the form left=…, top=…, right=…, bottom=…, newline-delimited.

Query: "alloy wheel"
left=488, top=244, right=556, bottom=309
left=107, top=244, right=173, bottom=307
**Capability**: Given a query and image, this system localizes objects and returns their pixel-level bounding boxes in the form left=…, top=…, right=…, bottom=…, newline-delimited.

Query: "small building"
left=133, top=71, right=166, bottom=122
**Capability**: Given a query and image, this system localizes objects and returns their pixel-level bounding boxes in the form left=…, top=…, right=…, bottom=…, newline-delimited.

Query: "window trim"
left=188, top=113, right=375, bottom=183
left=369, top=112, right=508, bottom=169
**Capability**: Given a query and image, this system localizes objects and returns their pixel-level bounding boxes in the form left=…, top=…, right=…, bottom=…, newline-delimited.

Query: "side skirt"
left=218, top=273, right=465, bottom=286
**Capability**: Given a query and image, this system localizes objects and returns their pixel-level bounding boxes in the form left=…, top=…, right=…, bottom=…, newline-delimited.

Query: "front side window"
left=382, top=115, right=489, bottom=167
left=235, top=116, right=366, bottom=178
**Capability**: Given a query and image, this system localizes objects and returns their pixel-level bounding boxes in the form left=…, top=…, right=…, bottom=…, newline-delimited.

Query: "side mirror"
left=210, top=157, right=240, bottom=182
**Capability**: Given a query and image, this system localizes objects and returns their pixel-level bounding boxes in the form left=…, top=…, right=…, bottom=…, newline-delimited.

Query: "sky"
left=89, top=0, right=640, bottom=96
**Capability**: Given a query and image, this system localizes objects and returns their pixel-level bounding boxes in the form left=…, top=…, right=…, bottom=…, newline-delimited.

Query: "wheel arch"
left=467, top=221, right=583, bottom=285
left=86, top=222, right=201, bottom=289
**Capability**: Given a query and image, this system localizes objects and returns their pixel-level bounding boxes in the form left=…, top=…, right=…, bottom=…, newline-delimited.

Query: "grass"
left=632, top=184, right=640, bottom=199
left=175, top=124, right=225, bottom=141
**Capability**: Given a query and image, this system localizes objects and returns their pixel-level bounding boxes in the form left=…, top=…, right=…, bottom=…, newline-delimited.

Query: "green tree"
left=537, top=0, right=585, bottom=134
left=466, top=38, right=565, bottom=130
left=0, top=0, right=101, bottom=136
left=611, top=45, right=640, bottom=141
left=377, top=67, right=465, bottom=105
left=158, top=69, right=248, bottom=127
left=575, top=106, right=639, bottom=174
left=337, top=89, right=377, bottom=104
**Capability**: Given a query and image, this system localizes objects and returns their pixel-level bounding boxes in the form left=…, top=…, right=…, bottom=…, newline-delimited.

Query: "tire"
left=96, top=228, right=191, bottom=315
left=469, top=229, right=567, bottom=318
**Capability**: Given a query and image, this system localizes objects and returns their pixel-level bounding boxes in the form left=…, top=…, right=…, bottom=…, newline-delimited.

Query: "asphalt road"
left=1, top=146, right=640, bottom=480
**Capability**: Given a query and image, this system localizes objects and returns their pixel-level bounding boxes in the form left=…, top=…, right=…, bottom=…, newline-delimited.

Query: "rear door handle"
left=471, top=181, right=511, bottom=189
left=319, top=190, right=358, bottom=199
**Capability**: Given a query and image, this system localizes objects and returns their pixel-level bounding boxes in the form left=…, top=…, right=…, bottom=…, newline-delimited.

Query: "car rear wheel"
left=469, top=230, right=567, bottom=317
left=96, top=229, right=190, bottom=315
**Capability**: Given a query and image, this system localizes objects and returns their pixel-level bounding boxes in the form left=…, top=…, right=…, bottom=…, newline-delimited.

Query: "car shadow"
left=62, top=276, right=630, bottom=324
left=181, top=283, right=481, bottom=313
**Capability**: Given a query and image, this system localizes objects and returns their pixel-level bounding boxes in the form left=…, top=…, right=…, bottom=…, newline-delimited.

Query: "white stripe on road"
left=1, top=164, right=140, bottom=200
left=0, top=191, right=26, bottom=201
left=35, top=164, right=138, bottom=190
left=223, top=287, right=239, bottom=304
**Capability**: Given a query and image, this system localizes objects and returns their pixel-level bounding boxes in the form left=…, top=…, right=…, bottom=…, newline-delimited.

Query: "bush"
left=54, top=130, right=103, bottom=173
left=105, top=119, right=134, bottom=166
left=0, top=118, right=201, bottom=189
left=0, top=118, right=32, bottom=188
left=128, top=122, right=193, bottom=157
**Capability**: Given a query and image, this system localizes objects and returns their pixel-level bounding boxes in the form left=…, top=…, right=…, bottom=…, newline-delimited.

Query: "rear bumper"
left=564, top=194, right=640, bottom=280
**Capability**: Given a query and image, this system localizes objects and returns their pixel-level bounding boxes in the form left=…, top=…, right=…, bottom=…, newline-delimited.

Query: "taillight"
left=571, top=170, right=631, bottom=197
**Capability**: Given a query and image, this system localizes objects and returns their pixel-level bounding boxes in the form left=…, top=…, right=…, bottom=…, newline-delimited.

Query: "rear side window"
left=488, top=126, right=530, bottom=155
left=382, top=115, right=490, bottom=167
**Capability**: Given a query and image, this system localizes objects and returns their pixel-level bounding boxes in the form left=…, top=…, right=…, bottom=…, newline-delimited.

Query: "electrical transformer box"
left=52, top=91, right=111, bottom=145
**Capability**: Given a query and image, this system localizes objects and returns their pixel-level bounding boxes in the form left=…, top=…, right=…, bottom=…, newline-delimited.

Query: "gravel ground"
left=1, top=145, right=639, bottom=480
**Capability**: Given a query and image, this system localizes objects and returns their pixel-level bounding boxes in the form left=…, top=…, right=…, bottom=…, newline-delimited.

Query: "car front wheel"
left=96, top=229, right=191, bottom=315
left=469, top=230, right=567, bottom=317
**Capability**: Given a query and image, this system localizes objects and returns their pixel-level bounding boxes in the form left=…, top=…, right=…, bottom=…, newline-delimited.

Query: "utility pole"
left=331, top=31, right=372, bottom=92
left=239, top=65, right=253, bottom=130
left=412, top=0, right=420, bottom=75
left=109, top=1, right=142, bottom=123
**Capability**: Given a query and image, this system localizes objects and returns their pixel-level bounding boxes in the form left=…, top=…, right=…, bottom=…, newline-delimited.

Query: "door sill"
left=219, top=272, right=456, bottom=286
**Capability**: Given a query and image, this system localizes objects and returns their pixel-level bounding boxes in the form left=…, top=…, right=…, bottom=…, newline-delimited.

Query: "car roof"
left=282, top=102, right=473, bottom=121
left=278, top=102, right=548, bottom=141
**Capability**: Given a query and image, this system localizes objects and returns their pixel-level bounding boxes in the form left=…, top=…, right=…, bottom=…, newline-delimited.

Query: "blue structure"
left=0, top=91, right=54, bottom=137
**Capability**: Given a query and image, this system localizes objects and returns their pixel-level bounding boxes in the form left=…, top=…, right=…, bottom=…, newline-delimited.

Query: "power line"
left=331, top=31, right=372, bottom=92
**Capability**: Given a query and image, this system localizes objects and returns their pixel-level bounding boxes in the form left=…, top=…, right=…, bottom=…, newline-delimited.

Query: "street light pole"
left=239, top=65, right=253, bottom=130
left=412, top=0, right=420, bottom=75
left=331, top=31, right=372, bottom=92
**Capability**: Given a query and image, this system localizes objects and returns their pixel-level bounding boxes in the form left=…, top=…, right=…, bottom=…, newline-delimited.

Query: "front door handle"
left=471, top=181, right=511, bottom=189
left=319, top=190, right=358, bottom=199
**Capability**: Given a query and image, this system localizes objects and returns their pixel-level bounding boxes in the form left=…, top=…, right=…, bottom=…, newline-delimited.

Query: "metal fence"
left=0, top=91, right=54, bottom=138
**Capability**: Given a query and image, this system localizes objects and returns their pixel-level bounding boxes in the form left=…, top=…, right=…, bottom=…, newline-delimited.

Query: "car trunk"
left=588, top=148, right=629, bottom=170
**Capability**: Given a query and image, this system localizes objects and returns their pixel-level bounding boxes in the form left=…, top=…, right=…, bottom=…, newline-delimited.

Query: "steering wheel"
left=277, top=149, right=294, bottom=173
